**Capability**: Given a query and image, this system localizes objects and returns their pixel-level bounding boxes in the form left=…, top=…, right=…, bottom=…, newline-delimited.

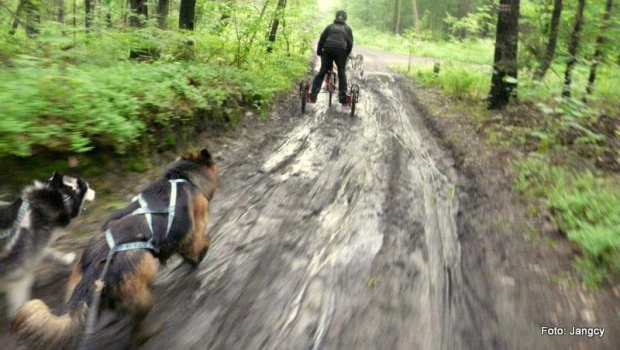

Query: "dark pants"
left=311, top=47, right=348, bottom=102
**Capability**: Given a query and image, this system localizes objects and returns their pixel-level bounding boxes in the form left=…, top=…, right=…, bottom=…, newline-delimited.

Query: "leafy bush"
left=444, top=5, right=495, bottom=40
left=0, top=0, right=315, bottom=158
left=344, top=17, right=495, bottom=65
left=513, top=156, right=620, bottom=286
left=0, top=57, right=307, bottom=157
left=401, top=63, right=489, bottom=101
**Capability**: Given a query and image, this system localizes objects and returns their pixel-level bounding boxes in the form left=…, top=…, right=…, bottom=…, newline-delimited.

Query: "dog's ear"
left=50, top=172, right=64, bottom=186
left=199, top=149, right=213, bottom=164
left=62, top=175, right=79, bottom=191
left=180, top=152, right=196, bottom=161
left=179, top=149, right=214, bottom=166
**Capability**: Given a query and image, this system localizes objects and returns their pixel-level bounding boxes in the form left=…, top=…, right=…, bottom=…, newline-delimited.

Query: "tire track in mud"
left=141, top=74, right=501, bottom=350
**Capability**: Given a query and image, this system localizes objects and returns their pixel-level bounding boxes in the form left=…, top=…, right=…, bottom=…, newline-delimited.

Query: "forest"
left=339, top=0, right=619, bottom=287
left=0, top=0, right=618, bottom=287
left=0, top=0, right=316, bottom=157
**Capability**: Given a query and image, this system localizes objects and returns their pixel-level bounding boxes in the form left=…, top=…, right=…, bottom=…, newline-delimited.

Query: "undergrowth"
left=399, top=63, right=489, bottom=101
left=0, top=1, right=316, bottom=158
left=345, top=17, right=494, bottom=65
left=399, top=50, right=619, bottom=288
left=0, top=58, right=306, bottom=157
left=513, top=156, right=620, bottom=286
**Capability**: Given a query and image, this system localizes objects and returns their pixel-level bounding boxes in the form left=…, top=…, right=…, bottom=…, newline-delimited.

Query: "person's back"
left=309, top=10, right=354, bottom=104
left=321, top=19, right=353, bottom=54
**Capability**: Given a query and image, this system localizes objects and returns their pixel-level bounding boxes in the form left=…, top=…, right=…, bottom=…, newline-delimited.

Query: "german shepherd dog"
left=0, top=173, right=95, bottom=319
left=12, top=149, right=218, bottom=349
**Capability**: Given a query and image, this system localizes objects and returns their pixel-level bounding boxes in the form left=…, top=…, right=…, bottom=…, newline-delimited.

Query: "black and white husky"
left=0, top=172, right=95, bottom=319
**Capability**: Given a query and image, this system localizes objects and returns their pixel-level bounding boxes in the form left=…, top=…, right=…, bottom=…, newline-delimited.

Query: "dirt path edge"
left=399, top=76, right=619, bottom=350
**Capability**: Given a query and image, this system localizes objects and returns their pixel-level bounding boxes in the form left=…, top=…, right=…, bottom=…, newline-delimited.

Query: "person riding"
left=309, top=10, right=354, bottom=105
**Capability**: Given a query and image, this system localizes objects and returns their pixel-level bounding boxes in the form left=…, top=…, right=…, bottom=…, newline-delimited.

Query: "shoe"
left=307, top=93, right=317, bottom=103
left=340, top=95, right=351, bottom=106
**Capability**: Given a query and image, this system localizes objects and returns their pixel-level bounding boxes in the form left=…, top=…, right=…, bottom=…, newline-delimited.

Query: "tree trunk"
left=383, top=0, right=391, bottom=31
left=128, top=0, right=153, bottom=60
left=266, top=0, right=287, bottom=53
left=240, top=0, right=270, bottom=64
left=9, top=0, right=27, bottom=35
left=56, top=0, right=67, bottom=35
left=412, top=0, right=419, bottom=33
left=535, top=0, right=562, bottom=80
left=24, top=0, right=40, bottom=36
left=179, top=0, right=196, bottom=30
left=85, top=0, right=94, bottom=28
left=58, top=0, right=65, bottom=24
left=73, top=0, right=77, bottom=42
left=394, top=0, right=402, bottom=34
left=157, top=0, right=169, bottom=29
left=487, top=0, right=520, bottom=110
left=129, top=0, right=148, bottom=28
left=562, top=0, right=586, bottom=98
left=585, top=0, right=613, bottom=97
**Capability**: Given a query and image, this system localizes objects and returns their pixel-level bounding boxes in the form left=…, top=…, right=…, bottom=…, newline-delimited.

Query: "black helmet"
left=336, top=10, right=347, bottom=21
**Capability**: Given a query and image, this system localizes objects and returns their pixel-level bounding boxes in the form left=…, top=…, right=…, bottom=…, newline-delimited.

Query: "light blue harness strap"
left=166, top=179, right=186, bottom=238
left=116, top=241, right=156, bottom=252
left=0, top=200, right=30, bottom=239
left=105, top=229, right=156, bottom=253
left=103, top=179, right=186, bottom=255
left=132, top=195, right=154, bottom=235
left=105, top=229, right=116, bottom=250
left=130, top=207, right=172, bottom=215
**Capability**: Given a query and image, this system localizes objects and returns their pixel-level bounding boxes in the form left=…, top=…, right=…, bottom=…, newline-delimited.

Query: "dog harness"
left=104, top=179, right=187, bottom=254
left=0, top=200, right=30, bottom=240
left=81, top=179, right=188, bottom=350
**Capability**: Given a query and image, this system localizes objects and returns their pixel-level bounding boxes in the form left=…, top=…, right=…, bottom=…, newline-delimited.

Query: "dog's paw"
left=62, top=252, right=77, bottom=265
left=132, top=321, right=164, bottom=347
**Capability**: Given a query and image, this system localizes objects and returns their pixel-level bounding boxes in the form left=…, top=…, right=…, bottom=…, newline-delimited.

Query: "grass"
left=398, top=63, right=490, bottom=101
left=513, top=156, right=620, bottom=287
left=0, top=20, right=311, bottom=159
left=0, top=0, right=319, bottom=159
left=0, top=59, right=307, bottom=158
left=392, top=32, right=620, bottom=287
left=346, top=18, right=494, bottom=65
left=398, top=61, right=620, bottom=121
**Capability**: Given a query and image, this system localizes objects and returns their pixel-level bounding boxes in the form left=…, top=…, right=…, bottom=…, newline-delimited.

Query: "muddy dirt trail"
left=1, top=47, right=616, bottom=350
left=145, top=69, right=478, bottom=350
left=135, top=48, right=614, bottom=350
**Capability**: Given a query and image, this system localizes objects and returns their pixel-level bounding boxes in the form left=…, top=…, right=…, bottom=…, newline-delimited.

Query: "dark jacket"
left=317, top=19, right=354, bottom=56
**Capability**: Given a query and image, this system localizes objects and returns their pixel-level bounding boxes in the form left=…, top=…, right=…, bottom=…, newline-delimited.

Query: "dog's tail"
left=12, top=297, right=88, bottom=349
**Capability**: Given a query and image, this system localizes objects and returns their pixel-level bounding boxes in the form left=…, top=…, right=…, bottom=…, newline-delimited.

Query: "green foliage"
left=0, top=0, right=315, bottom=158
left=520, top=0, right=620, bottom=74
left=513, top=156, right=620, bottom=286
left=444, top=5, right=495, bottom=39
left=396, top=38, right=618, bottom=155
left=400, top=63, right=489, bottom=101
left=347, top=17, right=495, bottom=64
left=0, top=57, right=306, bottom=157
left=338, top=0, right=496, bottom=39
left=521, top=97, right=606, bottom=152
